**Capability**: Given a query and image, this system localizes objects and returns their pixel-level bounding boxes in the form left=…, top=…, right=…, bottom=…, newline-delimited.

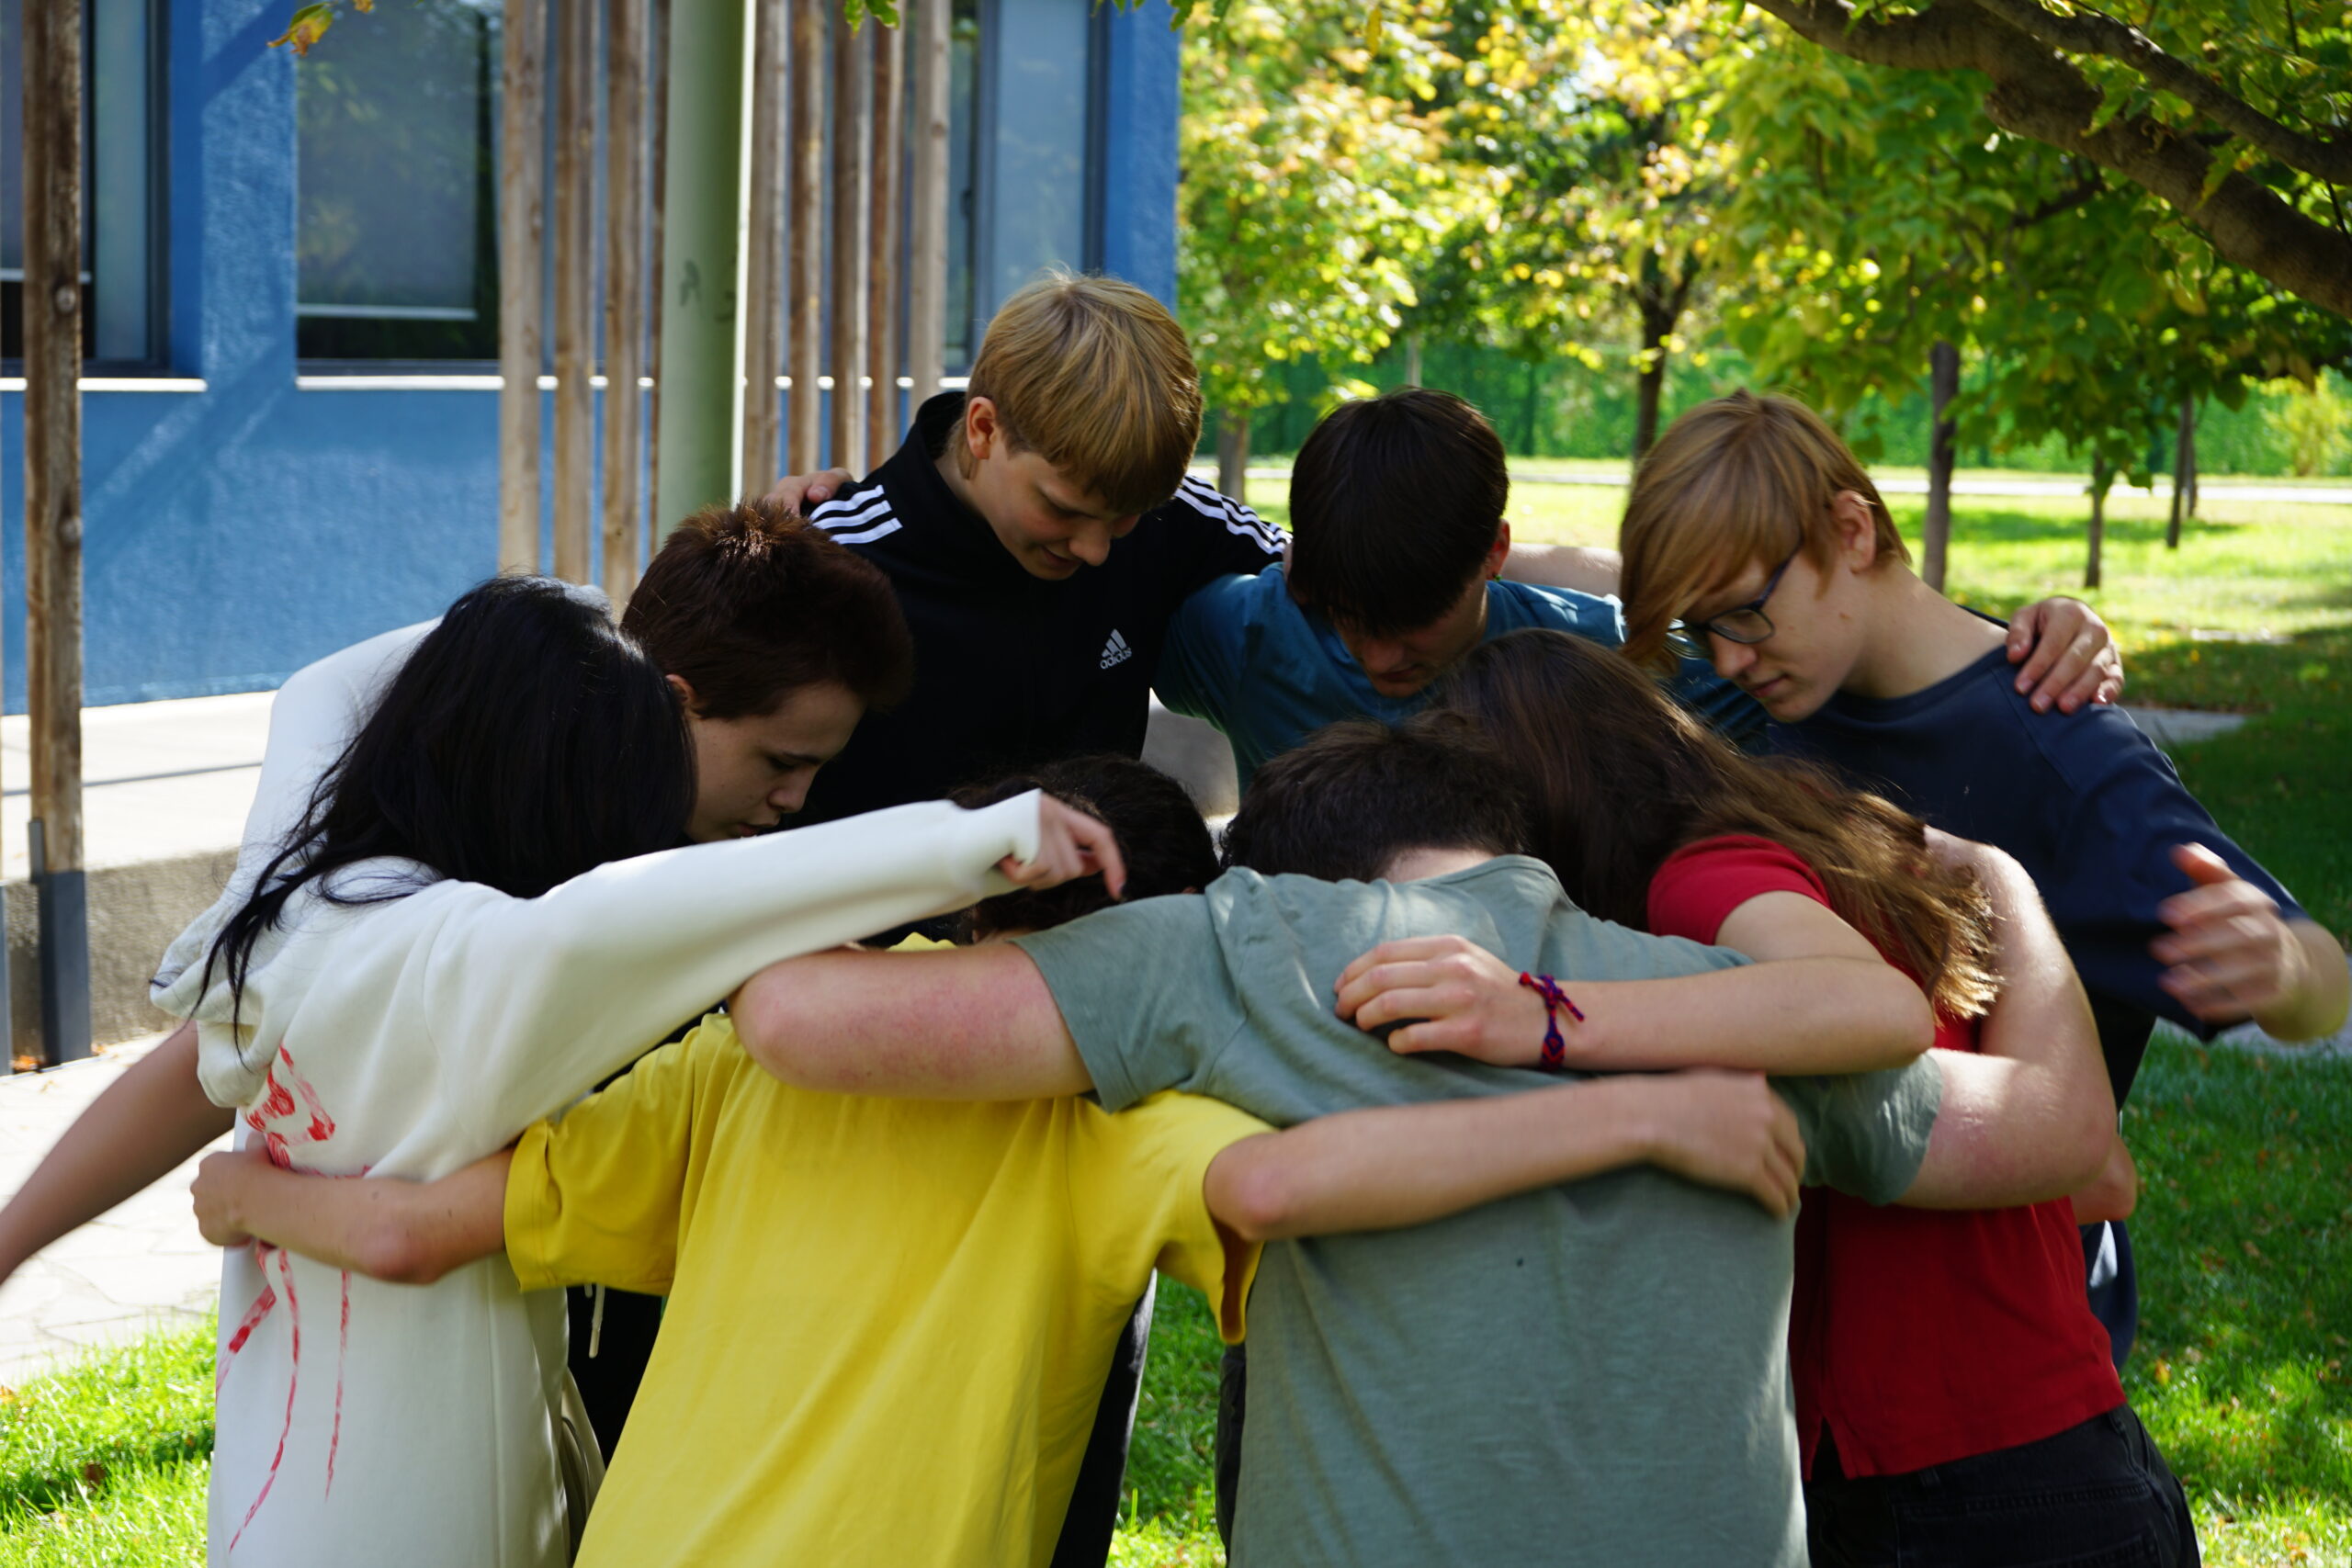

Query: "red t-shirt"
left=1646, top=834, right=2123, bottom=1478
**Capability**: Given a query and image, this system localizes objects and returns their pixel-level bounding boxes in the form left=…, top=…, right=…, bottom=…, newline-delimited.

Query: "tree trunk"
left=1923, top=339, right=1959, bottom=592
left=2084, top=456, right=2109, bottom=590
left=2183, top=404, right=2199, bottom=518
left=1216, top=414, right=1250, bottom=507
left=551, top=0, right=598, bottom=581
left=2165, top=397, right=2193, bottom=548
left=1630, top=268, right=1684, bottom=462
left=906, top=0, right=951, bottom=404
left=786, top=0, right=827, bottom=478
left=1402, top=333, right=1422, bottom=389
left=498, top=0, right=547, bottom=571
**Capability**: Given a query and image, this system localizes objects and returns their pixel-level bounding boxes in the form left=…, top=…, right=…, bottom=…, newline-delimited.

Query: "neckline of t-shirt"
left=1814, top=644, right=2013, bottom=725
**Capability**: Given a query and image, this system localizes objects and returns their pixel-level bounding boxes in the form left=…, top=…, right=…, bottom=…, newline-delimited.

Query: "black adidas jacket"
left=799, top=393, right=1285, bottom=824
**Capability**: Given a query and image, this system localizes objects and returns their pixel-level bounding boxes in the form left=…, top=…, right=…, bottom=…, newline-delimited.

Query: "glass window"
left=1, top=0, right=164, bottom=367
left=972, top=0, right=1091, bottom=333
left=295, top=0, right=500, bottom=362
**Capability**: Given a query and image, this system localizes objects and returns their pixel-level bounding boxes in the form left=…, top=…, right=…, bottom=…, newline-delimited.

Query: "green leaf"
left=269, top=2, right=334, bottom=55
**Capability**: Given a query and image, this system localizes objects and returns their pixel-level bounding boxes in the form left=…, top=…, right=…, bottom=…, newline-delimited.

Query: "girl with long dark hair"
left=157, top=576, right=1115, bottom=1568
left=1337, top=627, right=2192, bottom=1567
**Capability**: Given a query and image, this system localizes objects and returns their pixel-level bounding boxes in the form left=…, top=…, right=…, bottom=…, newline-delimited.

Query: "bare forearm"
left=1904, top=849, right=2112, bottom=1208
left=1205, top=1079, right=1653, bottom=1241
left=1567, top=960, right=1932, bottom=1074
left=732, top=946, right=1090, bottom=1100
left=0, top=1023, right=232, bottom=1280
left=1501, top=541, right=1623, bottom=598
left=2254, top=921, right=2351, bottom=1042
left=212, top=1156, right=509, bottom=1284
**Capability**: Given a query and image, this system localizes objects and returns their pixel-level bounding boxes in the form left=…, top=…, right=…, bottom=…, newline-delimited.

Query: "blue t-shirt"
left=1773, top=645, right=2305, bottom=1105
left=1157, top=564, right=1763, bottom=787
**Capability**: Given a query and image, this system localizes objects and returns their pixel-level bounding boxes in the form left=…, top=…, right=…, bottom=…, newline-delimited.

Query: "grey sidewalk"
left=0, top=1033, right=232, bottom=1387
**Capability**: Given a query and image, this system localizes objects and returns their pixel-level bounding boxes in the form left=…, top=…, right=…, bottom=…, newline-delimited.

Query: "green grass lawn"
left=5, top=492, right=2346, bottom=1567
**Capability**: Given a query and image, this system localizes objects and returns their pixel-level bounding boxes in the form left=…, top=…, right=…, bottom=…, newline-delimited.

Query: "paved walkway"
left=0, top=1032, right=231, bottom=1387
left=0, top=692, right=266, bottom=879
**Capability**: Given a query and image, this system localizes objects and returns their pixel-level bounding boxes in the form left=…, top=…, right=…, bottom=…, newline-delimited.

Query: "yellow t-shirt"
left=503, top=1014, right=1265, bottom=1568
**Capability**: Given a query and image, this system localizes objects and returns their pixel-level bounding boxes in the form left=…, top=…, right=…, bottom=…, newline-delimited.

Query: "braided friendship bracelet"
left=1518, top=971, right=1586, bottom=1071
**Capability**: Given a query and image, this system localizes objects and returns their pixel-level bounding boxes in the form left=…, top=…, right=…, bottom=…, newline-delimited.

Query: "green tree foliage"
left=1426, top=0, right=1752, bottom=455
left=1741, top=0, right=2352, bottom=319
left=1177, top=0, right=1479, bottom=437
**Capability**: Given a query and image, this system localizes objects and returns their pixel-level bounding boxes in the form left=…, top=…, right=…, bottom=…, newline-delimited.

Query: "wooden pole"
left=499, top=0, right=548, bottom=572
left=907, top=0, right=950, bottom=405
left=866, top=18, right=905, bottom=468
left=2166, top=397, right=2194, bottom=548
left=644, top=0, right=671, bottom=534
left=787, top=0, right=827, bottom=476
left=22, top=0, right=89, bottom=1064
left=653, top=0, right=747, bottom=525
left=551, top=0, right=597, bottom=581
left=865, top=19, right=898, bottom=465
left=603, top=0, right=650, bottom=599
left=830, top=10, right=870, bottom=470
left=742, top=0, right=787, bottom=495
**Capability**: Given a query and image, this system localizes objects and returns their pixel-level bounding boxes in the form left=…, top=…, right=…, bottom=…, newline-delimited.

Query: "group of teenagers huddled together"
left=1, top=272, right=2344, bottom=1568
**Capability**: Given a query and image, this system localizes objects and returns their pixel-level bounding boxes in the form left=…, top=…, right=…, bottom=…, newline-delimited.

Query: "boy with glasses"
left=1615, top=389, right=2349, bottom=1370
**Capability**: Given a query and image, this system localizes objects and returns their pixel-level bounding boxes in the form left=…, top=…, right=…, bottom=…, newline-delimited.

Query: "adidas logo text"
left=1099, top=630, right=1133, bottom=670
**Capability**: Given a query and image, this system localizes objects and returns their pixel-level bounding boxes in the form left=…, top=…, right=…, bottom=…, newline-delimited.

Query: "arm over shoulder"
left=1158, top=573, right=1260, bottom=728
left=428, top=793, right=1046, bottom=1145
left=1012, top=894, right=1246, bottom=1111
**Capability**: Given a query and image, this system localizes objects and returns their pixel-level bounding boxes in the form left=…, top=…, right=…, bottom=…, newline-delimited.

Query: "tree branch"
left=1965, top=0, right=2352, bottom=184
left=1745, top=0, right=2352, bottom=317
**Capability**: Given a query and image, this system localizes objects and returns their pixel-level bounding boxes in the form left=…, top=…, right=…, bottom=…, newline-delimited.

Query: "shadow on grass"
left=1883, top=503, right=2257, bottom=551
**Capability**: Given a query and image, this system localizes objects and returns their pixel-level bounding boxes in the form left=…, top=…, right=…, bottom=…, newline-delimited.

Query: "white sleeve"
left=151, top=620, right=436, bottom=996
left=423, top=792, right=1048, bottom=1148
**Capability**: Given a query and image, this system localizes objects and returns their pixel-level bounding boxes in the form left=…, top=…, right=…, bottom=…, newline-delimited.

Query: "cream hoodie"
left=152, top=625, right=1049, bottom=1567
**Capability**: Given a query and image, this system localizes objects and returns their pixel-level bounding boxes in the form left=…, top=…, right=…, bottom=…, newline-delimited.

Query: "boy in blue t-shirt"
left=1150, top=389, right=2120, bottom=790
left=1613, top=389, right=2350, bottom=1365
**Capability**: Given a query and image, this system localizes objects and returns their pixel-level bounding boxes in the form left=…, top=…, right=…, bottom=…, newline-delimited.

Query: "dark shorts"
left=1807, top=1404, right=2199, bottom=1568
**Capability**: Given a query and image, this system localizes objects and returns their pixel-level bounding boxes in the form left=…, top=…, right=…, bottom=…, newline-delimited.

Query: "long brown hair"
left=1434, top=629, right=1996, bottom=1018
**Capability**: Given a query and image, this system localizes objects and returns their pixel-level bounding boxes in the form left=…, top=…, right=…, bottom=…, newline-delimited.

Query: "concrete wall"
left=0, top=0, right=1183, bottom=713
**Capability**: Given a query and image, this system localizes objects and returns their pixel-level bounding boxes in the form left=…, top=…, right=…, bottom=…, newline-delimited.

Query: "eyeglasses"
left=1692, top=541, right=1804, bottom=647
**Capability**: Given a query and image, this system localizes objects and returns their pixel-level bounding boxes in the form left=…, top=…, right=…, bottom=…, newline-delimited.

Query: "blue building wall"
left=0, top=0, right=1181, bottom=710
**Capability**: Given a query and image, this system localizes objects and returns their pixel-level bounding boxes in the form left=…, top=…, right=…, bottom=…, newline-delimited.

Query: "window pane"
left=2, top=0, right=157, bottom=366
left=296, top=0, right=499, bottom=361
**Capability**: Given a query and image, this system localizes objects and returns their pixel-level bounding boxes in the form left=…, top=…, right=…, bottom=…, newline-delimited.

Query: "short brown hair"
left=1286, top=389, right=1510, bottom=636
left=962, top=270, right=1202, bottom=516
left=1437, top=628, right=1996, bottom=1019
left=622, top=499, right=914, bottom=719
left=1219, top=712, right=1528, bottom=883
left=1619, top=390, right=1907, bottom=671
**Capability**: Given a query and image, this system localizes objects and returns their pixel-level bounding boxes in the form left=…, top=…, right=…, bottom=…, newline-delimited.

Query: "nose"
left=1066, top=521, right=1114, bottom=568
left=771, top=770, right=816, bottom=816
left=1350, top=636, right=1410, bottom=677
left=1708, top=633, right=1758, bottom=682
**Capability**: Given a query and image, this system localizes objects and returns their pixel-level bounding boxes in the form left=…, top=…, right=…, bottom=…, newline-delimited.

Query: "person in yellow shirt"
left=188, top=756, right=1807, bottom=1567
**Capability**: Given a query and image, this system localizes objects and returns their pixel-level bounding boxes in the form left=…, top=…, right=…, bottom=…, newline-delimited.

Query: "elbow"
left=1886, top=983, right=1937, bottom=1064
left=2048, top=1097, right=2116, bottom=1200
left=358, top=1219, right=447, bottom=1287
left=1208, top=1153, right=1306, bottom=1244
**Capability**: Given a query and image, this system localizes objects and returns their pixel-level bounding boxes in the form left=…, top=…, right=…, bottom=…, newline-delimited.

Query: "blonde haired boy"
left=1617, top=388, right=2348, bottom=1371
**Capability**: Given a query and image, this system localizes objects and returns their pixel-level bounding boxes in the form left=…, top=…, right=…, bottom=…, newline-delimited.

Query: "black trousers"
left=1807, top=1405, right=2199, bottom=1568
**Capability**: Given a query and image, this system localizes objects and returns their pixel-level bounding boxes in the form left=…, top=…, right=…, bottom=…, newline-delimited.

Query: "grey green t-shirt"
left=1013, top=856, right=1942, bottom=1568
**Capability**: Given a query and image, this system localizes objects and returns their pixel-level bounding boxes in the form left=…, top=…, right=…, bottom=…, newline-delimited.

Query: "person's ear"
left=665, top=672, right=702, bottom=716
left=1485, top=521, right=1512, bottom=580
left=1831, top=491, right=1880, bottom=571
left=965, top=395, right=1000, bottom=463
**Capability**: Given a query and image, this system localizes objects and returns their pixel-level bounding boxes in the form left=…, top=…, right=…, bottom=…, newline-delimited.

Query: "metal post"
left=23, top=0, right=90, bottom=1064
left=907, top=0, right=950, bottom=404
left=653, top=0, right=750, bottom=528
left=499, top=0, right=547, bottom=572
